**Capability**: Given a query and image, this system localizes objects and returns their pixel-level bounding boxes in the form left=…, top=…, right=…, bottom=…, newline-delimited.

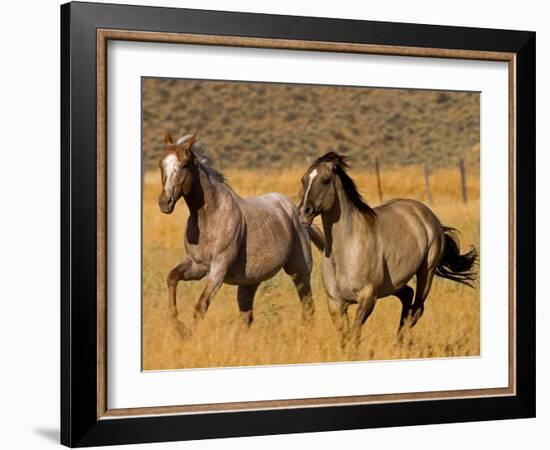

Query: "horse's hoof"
left=174, top=322, right=192, bottom=340
left=397, top=331, right=405, bottom=345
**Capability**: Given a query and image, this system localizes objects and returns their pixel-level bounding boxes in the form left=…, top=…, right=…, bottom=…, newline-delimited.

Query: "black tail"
left=308, top=224, right=325, bottom=252
left=435, top=227, right=478, bottom=287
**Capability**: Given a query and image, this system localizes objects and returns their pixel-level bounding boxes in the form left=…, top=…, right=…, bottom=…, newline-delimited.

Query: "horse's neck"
left=321, top=187, right=374, bottom=257
left=183, top=167, right=230, bottom=216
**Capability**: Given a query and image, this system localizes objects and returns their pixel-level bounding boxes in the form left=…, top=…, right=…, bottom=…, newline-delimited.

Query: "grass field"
left=142, top=164, right=480, bottom=370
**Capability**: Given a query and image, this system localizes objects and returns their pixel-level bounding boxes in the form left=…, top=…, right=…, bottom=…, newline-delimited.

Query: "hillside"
left=142, top=77, right=479, bottom=171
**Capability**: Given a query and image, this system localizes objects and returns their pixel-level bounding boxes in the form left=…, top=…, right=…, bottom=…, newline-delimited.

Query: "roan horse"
left=298, top=152, right=477, bottom=346
left=158, top=132, right=324, bottom=331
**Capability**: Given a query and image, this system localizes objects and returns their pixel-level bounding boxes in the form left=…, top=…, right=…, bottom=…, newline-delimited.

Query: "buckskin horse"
left=298, top=152, right=477, bottom=346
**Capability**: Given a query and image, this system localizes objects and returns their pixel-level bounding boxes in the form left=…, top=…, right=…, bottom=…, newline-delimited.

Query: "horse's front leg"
left=327, top=296, right=350, bottom=348
left=193, top=264, right=227, bottom=323
left=351, top=285, right=377, bottom=349
left=167, top=256, right=207, bottom=318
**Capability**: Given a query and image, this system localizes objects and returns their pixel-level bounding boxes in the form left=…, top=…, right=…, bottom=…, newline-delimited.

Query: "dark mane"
left=176, top=135, right=225, bottom=183
left=315, top=152, right=376, bottom=217
left=191, top=143, right=225, bottom=183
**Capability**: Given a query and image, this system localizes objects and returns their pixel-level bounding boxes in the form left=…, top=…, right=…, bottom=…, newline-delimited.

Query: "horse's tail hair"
left=435, top=227, right=478, bottom=287
left=308, top=224, right=325, bottom=252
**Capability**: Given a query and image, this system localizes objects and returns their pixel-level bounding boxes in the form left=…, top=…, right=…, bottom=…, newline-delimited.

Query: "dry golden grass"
left=142, top=165, right=479, bottom=370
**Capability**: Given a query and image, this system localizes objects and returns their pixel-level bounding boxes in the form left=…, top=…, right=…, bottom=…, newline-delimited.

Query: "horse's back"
left=244, top=192, right=297, bottom=215
left=375, top=198, right=443, bottom=235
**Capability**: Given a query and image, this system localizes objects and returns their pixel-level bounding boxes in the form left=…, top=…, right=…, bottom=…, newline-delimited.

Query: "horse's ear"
left=330, top=153, right=346, bottom=172
left=186, top=134, right=197, bottom=149
left=164, top=131, right=173, bottom=145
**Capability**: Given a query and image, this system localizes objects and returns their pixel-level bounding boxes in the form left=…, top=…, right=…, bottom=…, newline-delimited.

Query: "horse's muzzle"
left=299, top=206, right=315, bottom=226
left=158, top=196, right=175, bottom=214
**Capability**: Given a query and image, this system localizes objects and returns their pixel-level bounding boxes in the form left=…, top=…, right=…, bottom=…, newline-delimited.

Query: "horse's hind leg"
left=237, top=283, right=260, bottom=327
left=285, top=270, right=314, bottom=323
left=411, top=262, right=437, bottom=328
left=284, top=251, right=314, bottom=323
left=395, top=285, right=414, bottom=333
left=284, top=227, right=315, bottom=323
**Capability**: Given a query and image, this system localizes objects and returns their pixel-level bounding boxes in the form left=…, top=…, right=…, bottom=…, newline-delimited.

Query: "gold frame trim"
left=96, top=29, right=516, bottom=420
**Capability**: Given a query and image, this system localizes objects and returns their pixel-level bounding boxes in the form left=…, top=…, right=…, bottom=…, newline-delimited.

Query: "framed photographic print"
left=60, top=1, right=536, bottom=447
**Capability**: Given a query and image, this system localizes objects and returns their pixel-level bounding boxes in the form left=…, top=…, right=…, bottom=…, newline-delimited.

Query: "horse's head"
left=298, top=152, right=343, bottom=226
left=299, top=152, right=375, bottom=225
left=158, top=132, right=196, bottom=214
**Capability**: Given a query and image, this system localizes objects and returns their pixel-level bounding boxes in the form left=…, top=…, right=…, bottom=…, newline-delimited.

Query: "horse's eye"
left=321, top=177, right=330, bottom=185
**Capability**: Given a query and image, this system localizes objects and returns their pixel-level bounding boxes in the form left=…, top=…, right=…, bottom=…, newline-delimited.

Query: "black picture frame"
left=61, top=1, right=535, bottom=447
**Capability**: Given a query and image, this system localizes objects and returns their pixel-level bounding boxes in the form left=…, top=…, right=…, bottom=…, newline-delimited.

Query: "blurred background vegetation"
left=142, top=78, right=479, bottom=171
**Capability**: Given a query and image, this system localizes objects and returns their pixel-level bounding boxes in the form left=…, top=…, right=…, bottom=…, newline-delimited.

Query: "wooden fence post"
left=459, top=158, right=468, bottom=204
left=375, top=157, right=383, bottom=203
left=423, top=163, right=433, bottom=205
